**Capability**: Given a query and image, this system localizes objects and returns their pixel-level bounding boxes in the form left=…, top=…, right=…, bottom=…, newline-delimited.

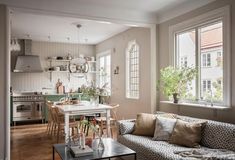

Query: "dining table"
left=56, top=101, right=113, bottom=142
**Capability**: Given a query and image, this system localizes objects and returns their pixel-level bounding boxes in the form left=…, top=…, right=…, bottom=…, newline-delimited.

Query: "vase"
left=173, top=93, right=179, bottom=103
left=92, top=137, right=105, bottom=151
left=90, top=96, right=99, bottom=106
left=97, top=137, right=105, bottom=151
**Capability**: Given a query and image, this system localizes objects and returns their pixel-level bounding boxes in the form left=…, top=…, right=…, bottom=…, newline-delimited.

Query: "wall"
left=158, top=0, right=235, bottom=123
left=11, top=41, right=95, bottom=93
left=96, top=27, right=151, bottom=119
left=0, top=4, right=10, bottom=160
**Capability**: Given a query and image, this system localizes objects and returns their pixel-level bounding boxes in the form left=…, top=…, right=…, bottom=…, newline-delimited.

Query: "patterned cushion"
left=118, top=134, right=210, bottom=160
left=117, top=120, right=135, bottom=135
left=201, top=120, right=235, bottom=152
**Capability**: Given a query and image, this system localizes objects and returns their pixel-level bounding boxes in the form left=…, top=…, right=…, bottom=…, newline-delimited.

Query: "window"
left=180, top=56, right=188, bottom=67
left=202, top=53, right=211, bottom=67
left=202, top=79, right=211, bottom=94
left=97, top=51, right=111, bottom=94
left=126, top=40, right=139, bottom=99
left=170, top=6, right=231, bottom=106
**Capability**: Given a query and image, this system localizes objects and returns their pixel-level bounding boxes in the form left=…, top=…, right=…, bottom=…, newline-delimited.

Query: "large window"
left=126, top=40, right=139, bottom=99
left=170, top=6, right=230, bottom=106
left=175, top=21, right=224, bottom=104
left=97, top=51, right=111, bottom=94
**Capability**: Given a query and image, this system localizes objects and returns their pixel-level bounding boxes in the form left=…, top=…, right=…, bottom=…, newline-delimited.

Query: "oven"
left=13, top=101, right=33, bottom=119
left=13, top=101, right=44, bottom=122
left=12, top=92, right=45, bottom=125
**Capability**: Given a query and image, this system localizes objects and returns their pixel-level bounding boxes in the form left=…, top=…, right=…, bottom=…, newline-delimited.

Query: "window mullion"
left=195, top=28, right=201, bottom=101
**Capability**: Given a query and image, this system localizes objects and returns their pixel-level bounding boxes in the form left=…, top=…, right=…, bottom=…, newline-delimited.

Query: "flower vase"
left=90, top=96, right=99, bottom=106
left=97, top=137, right=105, bottom=151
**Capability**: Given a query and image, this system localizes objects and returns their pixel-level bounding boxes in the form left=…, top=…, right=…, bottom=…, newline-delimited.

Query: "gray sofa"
left=117, top=114, right=235, bottom=160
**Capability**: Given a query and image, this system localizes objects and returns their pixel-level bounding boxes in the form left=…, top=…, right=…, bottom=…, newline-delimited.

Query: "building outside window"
left=180, top=56, right=188, bottom=68
left=174, top=20, right=225, bottom=104
left=202, top=53, right=211, bottom=67
left=126, top=40, right=140, bottom=99
left=97, top=51, right=111, bottom=94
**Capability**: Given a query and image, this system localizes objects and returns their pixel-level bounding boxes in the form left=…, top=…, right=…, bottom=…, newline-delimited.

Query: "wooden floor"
left=11, top=123, right=62, bottom=160
left=11, top=123, right=117, bottom=160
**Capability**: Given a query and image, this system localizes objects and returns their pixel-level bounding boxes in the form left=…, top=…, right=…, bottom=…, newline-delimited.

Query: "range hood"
left=14, top=40, right=43, bottom=73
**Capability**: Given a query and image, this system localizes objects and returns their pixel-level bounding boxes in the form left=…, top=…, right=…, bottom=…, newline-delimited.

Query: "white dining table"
left=56, top=101, right=112, bottom=142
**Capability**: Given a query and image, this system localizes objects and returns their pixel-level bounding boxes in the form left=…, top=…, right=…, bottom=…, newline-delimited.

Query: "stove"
left=13, top=92, right=44, bottom=102
left=12, top=91, right=45, bottom=125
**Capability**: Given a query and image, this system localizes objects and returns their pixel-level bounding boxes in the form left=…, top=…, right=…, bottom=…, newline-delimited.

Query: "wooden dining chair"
left=95, top=104, right=119, bottom=138
left=52, top=107, right=79, bottom=143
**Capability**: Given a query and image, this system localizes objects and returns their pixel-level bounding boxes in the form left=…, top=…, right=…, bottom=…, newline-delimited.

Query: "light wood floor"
left=10, top=123, right=117, bottom=160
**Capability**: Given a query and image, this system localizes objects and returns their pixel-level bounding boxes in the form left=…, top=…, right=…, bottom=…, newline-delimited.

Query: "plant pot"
left=172, top=93, right=179, bottom=103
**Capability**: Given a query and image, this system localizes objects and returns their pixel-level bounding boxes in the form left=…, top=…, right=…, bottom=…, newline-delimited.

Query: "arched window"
left=126, top=40, right=139, bottom=99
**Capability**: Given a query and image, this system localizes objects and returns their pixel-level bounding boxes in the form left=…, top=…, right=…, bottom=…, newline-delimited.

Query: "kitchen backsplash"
left=11, top=40, right=96, bottom=93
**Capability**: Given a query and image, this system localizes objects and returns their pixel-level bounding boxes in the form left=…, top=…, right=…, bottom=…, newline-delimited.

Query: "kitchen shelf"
left=46, top=57, right=97, bottom=81
left=47, top=59, right=71, bottom=62
left=46, top=71, right=69, bottom=73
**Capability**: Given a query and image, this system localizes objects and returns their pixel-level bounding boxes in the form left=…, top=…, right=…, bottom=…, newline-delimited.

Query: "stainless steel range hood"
left=14, top=40, right=43, bottom=73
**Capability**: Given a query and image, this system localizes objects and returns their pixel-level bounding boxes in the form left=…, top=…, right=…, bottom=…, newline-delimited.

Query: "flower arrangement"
left=80, top=82, right=109, bottom=98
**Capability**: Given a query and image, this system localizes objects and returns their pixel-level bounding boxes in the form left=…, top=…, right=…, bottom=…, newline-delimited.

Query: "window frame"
left=96, top=50, right=112, bottom=95
left=169, top=6, right=231, bottom=106
left=126, top=40, right=140, bottom=99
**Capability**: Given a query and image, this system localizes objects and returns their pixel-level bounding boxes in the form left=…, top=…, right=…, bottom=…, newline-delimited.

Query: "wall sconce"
left=114, top=66, right=119, bottom=75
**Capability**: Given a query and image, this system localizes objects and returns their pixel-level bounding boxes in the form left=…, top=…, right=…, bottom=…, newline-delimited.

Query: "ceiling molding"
left=157, top=0, right=216, bottom=24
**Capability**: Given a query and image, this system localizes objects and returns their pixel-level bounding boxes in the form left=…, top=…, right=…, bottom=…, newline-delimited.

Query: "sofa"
left=117, top=113, right=235, bottom=160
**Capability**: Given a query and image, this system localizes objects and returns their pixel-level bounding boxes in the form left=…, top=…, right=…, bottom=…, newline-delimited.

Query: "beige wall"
left=96, top=27, right=151, bottom=119
left=11, top=41, right=95, bottom=92
left=158, top=0, right=235, bottom=124
left=0, top=4, right=10, bottom=159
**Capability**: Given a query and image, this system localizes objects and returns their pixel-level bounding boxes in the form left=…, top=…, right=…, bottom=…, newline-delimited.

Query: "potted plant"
left=158, top=66, right=197, bottom=103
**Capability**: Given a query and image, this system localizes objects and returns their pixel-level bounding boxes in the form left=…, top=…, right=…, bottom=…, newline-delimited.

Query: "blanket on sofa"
left=174, top=148, right=235, bottom=160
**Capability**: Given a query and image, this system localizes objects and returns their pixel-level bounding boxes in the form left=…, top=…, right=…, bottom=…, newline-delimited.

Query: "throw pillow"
left=169, top=119, right=205, bottom=147
left=157, top=113, right=177, bottom=119
left=153, top=117, right=177, bottom=141
left=132, top=113, right=156, bottom=136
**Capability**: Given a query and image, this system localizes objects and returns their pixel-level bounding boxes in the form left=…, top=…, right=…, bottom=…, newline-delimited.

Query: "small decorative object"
left=66, top=53, right=73, bottom=60
left=114, top=66, right=119, bottom=74
left=70, top=145, right=93, bottom=157
left=81, top=119, right=105, bottom=151
left=158, top=66, right=197, bottom=103
left=97, top=137, right=105, bottom=151
left=66, top=128, right=73, bottom=147
left=56, top=79, right=65, bottom=94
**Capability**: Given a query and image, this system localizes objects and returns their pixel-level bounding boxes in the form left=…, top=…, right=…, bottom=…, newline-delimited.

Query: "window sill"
left=160, top=101, right=230, bottom=110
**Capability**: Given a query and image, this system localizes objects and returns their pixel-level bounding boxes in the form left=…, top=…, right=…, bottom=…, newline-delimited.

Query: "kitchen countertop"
left=42, top=93, right=83, bottom=96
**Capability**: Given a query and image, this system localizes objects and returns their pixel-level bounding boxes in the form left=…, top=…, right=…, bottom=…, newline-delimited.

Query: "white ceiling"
left=3, top=0, right=215, bottom=44
left=1, top=0, right=215, bottom=24
left=11, top=12, right=130, bottom=44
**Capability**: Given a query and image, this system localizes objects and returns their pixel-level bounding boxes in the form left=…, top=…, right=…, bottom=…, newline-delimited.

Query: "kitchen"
left=9, top=8, right=151, bottom=159
left=10, top=11, right=129, bottom=126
